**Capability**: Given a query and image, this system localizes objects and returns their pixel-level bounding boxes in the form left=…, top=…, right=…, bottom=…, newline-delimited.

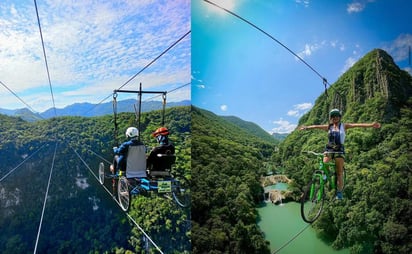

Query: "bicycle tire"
left=98, top=162, right=105, bottom=185
left=301, top=176, right=325, bottom=223
left=117, top=176, right=131, bottom=212
left=172, top=175, right=190, bottom=208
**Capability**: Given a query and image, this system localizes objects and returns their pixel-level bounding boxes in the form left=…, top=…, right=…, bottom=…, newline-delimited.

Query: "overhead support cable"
left=145, top=82, right=191, bottom=101
left=0, top=145, right=46, bottom=182
left=33, top=0, right=57, bottom=117
left=203, top=0, right=330, bottom=87
left=70, top=145, right=164, bottom=253
left=34, top=142, right=58, bottom=254
left=273, top=223, right=311, bottom=254
left=0, top=80, right=42, bottom=116
left=89, top=30, right=191, bottom=113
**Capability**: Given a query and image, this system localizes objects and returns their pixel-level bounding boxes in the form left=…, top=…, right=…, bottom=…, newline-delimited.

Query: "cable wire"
left=203, top=0, right=330, bottom=87
left=0, top=80, right=42, bottom=116
left=273, top=223, right=311, bottom=253
left=89, top=30, right=191, bottom=113
left=0, top=145, right=46, bottom=182
left=34, top=142, right=58, bottom=254
left=145, top=82, right=191, bottom=101
left=70, top=145, right=164, bottom=253
left=33, top=0, right=57, bottom=117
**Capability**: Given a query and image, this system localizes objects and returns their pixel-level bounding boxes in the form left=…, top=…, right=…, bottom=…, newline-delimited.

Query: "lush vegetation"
left=274, top=49, right=412, bottom=253
left=0, top=106, right=191, bottom=253
left=191, top=106, right=278, bottom=254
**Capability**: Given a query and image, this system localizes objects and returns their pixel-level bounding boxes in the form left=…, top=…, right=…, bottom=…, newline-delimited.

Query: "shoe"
left=336, top=191, right=343, bottom=200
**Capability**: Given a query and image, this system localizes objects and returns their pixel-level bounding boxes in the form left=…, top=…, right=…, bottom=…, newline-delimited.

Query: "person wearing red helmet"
left=147, top=127, right=175, bottom=171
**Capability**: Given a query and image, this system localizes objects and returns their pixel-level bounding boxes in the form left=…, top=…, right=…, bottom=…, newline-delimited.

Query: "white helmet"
left=125, top=127, right=139, bottom=138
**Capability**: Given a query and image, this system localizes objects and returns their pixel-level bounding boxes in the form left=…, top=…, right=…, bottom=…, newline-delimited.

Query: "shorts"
left=324, top=144, right=345, bottom=159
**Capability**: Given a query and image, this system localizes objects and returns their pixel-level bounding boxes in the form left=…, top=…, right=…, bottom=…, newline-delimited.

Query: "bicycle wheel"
left=172, top=175, right=190, bottom=208
left=98, top=162, right=105, bottom=185
left=301, top=176, right=325, bottom=223
left=117, top=176, right=131, bottom=212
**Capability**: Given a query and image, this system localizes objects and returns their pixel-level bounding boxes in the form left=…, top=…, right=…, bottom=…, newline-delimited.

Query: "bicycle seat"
left=148, top=153, right=176, bottom=177
left=125, top=145, right=147, bottom=178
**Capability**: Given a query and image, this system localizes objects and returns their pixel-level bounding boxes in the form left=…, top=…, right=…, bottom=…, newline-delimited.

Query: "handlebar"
left=304, top=151, right=344, bottom=156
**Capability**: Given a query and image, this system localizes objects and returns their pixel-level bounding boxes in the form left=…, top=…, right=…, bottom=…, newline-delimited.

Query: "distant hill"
left=271, top=132, right=288, bottom=141
left=222, top=115, right=279, bottom=144
left=0, top=99, right=191, bottom=120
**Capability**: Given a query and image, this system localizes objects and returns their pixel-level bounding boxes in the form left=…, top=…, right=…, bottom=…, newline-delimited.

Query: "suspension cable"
left=88, top=30, right=191, bottom=113
left=113, top=92, right=119, bottom=146
left=0, top=80, right=42, bottom=116
left=34, top=142, right=58, bottom=254
left=33, top=0, right=57, bottom=117
left=0, top=145, right=46, bottom=182
left=203, top=0, right=330, bottom=87
left=145, top=82, right=190, bottom=102
left=273, top=223, right=311, bottom=254
left=70, top=145, right=164, bottom=253
left=87, top=148, right=111, bottom=164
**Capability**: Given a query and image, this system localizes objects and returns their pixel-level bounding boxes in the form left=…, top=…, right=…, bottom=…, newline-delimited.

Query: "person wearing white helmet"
left=299, top=109, right=381, bottom=200
left=110, top=127, right=144, bottom=175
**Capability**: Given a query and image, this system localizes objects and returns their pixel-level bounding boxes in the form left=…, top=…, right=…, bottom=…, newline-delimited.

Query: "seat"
left=148, top=153, right=176, bottom=177
left=125, top=144, right=147, bottom=178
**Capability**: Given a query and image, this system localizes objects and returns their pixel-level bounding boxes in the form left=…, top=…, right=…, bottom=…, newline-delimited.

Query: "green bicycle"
left=300, top=151, right=346, bottom=223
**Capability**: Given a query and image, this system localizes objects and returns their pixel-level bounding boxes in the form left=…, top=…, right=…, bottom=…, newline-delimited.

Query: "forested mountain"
left=0, top=106, right=191, bottom=253
left=0, top=99, right=191, bottom=121
left=192, top=106, right=276, bottom=253
left=275, top=49, right=412, bottom=253
left=222, top=115, right=279, bottom=143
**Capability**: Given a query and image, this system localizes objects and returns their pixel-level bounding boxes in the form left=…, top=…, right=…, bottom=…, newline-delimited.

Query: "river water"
left=257, top=183, right=349, bottom=254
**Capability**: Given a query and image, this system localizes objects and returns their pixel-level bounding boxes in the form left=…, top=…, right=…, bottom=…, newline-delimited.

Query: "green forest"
left=1, top=48, right=411, bottom=254
left=191, top=106, right=277, bottom=254
left=0, top=106, right=191, bottom=253
left=191, top=49, right=411, bottom=253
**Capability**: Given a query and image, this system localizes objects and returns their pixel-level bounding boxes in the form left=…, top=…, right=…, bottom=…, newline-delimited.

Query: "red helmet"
left=152, top=127, right=169, bottom=137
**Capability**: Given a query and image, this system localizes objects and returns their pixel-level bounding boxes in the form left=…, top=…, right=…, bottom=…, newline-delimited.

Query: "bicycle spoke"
left=301, top=178, right=324, bottom=223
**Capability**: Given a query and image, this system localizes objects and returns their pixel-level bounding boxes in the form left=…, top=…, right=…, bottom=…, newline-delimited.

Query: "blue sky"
left=192, top=0, right=412, bottom=133
left=0, top=0, right=190, bottom=112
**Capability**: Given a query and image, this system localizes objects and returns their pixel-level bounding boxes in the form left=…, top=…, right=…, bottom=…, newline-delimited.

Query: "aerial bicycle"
left=98, top=84, right=190, bottom=211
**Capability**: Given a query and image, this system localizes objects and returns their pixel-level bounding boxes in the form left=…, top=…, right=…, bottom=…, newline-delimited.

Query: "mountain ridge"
left=0, top=99, right=190, bottom=121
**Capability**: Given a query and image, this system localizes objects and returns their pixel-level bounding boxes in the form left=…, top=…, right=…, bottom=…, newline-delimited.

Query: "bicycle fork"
left=309, top=172, right=324, bottom=201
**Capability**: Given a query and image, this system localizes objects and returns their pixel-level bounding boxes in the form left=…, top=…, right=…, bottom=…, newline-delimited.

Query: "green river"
left=257, top=183, right=350, bottom=254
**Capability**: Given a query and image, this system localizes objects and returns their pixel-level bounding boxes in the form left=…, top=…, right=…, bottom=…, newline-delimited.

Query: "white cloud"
left=341, top=56, right=358, bottom=73
left=297, top=43, right=321, bottom=60
left=347, top=2, right=365, bottom=13
left=347, top=1, right=376, bottom=14
left=295, top=0, right=310, bottom=7
left=287, top=110, right=299, bottom=117
left=0, top=0, right=190, bottom=111
left=220, top=104, right=228, bottom=111
left=271, top=118, right=297, bottom=134
left=295, top=102, right=312, bottom=110
left=287, top=103, right=313, bottom=117
left=385, top=33, right=412, bottom=62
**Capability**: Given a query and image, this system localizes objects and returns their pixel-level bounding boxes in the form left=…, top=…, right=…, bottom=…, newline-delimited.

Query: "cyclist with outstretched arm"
left=299, top=109, right=381, bottom=199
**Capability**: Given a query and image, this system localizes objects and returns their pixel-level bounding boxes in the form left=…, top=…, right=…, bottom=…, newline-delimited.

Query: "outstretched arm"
left=299, top=124, right=329, bottom=131
left=345, top=122, right=381, bottom=130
